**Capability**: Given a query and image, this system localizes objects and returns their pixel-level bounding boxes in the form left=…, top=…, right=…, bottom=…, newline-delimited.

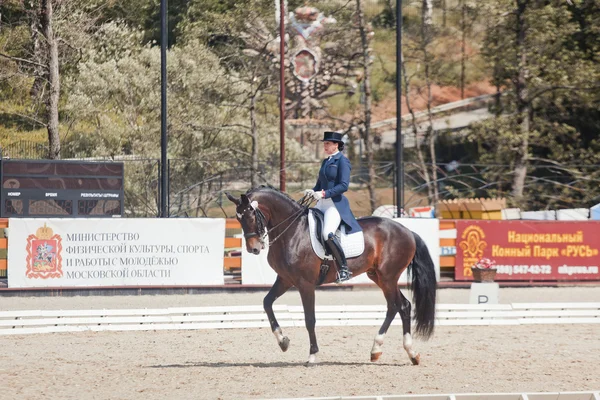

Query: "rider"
left=305, top=131, right=362, bottom=283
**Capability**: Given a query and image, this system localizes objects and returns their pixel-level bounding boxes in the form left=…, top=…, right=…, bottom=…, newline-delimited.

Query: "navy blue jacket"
left=313, top=152, right=362, bottom=234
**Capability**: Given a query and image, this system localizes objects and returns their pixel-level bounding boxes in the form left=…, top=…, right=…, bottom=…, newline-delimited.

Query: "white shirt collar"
left=327, top=151, right=340, bottom=160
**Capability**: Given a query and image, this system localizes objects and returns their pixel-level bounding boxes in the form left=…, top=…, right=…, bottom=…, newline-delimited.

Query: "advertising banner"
left=8, top=218, right=225, bottom=288
left=455, top=220, right=600, bottom=281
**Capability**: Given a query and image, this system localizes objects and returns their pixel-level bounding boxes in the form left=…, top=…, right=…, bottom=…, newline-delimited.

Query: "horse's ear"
left=225, top=192, right=240, bottom=206
left=240, top=194, right=250, bottom=205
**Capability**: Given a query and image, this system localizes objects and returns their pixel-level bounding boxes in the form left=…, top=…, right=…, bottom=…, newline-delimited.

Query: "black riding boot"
left=326, top=233, right=352, bottom=283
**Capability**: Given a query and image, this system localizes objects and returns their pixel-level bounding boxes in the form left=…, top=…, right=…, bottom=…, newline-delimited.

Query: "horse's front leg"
left=298, top=283, right=318, bottom=364
left=264, top=275, right=292, bottom=352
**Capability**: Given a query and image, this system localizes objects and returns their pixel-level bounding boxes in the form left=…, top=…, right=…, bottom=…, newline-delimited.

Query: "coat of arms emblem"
left=26, top=223, right=63, bottom=279
left=458, top=225, right=487, bottom=277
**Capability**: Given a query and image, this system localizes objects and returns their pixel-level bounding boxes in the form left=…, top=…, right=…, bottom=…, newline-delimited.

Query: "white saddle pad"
left=308, top=210, right=365, bottom=260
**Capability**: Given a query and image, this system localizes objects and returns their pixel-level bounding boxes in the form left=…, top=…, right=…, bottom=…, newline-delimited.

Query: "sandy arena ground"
left=1, top=286, right=599, bottom=400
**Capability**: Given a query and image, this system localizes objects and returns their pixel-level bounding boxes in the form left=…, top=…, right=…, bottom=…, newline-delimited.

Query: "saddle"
left=307, top=208, right=365, bottom=261
left=311, top=208, right=329, bottom=251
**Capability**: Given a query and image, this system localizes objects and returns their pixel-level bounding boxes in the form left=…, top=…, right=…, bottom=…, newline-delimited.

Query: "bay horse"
left=225, top=186, right=436, bottom=365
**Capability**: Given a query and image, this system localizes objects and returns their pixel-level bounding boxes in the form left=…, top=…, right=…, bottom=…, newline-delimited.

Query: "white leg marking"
left=403, top=333, right=418, bottom=358
left=307, top=353, right=317, bottom=364
left=371, top=333, right=385, bottom=354
left=273, top=327, right=284, bottom=344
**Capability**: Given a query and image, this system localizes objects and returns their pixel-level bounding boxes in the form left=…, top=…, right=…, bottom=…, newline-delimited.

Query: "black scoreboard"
left=1, top=159, right=124, bottom=218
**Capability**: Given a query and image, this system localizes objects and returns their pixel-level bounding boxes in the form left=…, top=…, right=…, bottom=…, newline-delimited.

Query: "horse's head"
left=225, top=192, right=266, bottom=255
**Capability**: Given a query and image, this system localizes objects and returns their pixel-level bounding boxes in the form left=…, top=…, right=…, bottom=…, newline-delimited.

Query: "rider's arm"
left=324, top=157, right=351, bottom=199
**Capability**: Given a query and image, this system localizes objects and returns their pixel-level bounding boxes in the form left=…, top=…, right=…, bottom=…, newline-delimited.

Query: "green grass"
left=0, top=76, right=48, bottom=145
left=0, top=101, right=47, bottom=144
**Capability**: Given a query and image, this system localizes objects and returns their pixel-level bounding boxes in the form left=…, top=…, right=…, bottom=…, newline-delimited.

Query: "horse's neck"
left=256, top=192, right=304, bottom=231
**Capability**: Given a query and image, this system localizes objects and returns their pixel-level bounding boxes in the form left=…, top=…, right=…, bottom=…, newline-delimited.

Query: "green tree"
left=471, top=0, right=600, bottom=208
left=0, top=0, right=96, bottom=158
left=64, top=21, right=310, bottom=214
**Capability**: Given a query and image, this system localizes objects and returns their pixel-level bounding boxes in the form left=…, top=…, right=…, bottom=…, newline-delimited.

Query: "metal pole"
left=279, top=0, right=286, bottom=191
left=0, top=148, right=3, bottom=218
left=395, top=0, right=404, bottom=217
left=160, top=0, right=168, bottom=217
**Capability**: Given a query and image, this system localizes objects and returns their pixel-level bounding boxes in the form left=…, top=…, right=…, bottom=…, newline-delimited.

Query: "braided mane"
left=245, top=185, right=303, bottom=210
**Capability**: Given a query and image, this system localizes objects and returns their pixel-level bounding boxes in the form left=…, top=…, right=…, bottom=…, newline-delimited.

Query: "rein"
left=254, top=194, right=314, bottom=247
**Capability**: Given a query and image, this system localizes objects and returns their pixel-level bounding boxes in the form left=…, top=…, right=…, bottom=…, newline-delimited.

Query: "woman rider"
left=304, top=131, right=362, bottom=283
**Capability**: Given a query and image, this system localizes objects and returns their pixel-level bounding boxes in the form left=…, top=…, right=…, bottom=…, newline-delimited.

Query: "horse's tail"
left=408, top=231, right=437, bottom=339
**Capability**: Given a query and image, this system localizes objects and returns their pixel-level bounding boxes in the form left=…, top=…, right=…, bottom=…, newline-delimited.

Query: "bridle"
left=237, top=194, right=314, bottom=247
left=238, top=203, right=267, bottom=243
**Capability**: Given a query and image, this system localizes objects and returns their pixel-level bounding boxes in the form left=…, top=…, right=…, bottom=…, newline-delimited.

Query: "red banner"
left=455, top=220, right=600, bottom=281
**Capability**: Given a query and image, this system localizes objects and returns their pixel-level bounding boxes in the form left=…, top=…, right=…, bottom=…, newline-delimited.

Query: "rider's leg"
left=326, top=233, right=352, bottom=283
left=322, top=204, right=351, bottom=283
left=321, top=200, right=341, bottom=240
left=315, top=199, right=334, bottom=255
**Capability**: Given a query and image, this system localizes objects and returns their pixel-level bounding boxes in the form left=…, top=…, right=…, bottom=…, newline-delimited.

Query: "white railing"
left=271, top=391, right=600, bottom=400
left=1, top=302, right=599, bottom=336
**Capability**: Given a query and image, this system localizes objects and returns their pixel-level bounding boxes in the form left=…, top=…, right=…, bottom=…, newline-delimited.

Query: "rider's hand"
left=304, top=189, right=315, bottom=197
left=312, top=190, right=324, bottom=201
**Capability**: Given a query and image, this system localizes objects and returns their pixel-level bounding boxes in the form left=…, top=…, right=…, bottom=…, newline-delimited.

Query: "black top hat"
left=321, top=131, right=344, bottom=143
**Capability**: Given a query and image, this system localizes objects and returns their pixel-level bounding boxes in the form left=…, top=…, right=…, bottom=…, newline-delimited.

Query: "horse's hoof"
left=410, top=353, right=421, bottom=365
left=371, top=352, right=382, bottom=362
left=306, top=354, right=317, bottom=364
left=279, top=336, right=290, bottom=352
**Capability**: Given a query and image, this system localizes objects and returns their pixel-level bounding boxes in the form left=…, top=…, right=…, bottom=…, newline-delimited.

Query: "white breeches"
left=316, top=198, right=341, bottom=237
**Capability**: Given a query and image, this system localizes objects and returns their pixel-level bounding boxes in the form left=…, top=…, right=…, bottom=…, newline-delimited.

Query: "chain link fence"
left=2, top=140, right=600, bottom=217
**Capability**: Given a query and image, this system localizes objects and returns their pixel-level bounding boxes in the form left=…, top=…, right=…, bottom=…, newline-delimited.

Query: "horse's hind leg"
left=398, top=288, right=420, bottom=365
left=368, top=275, right=399, bottom=363
left=264, top=276, right=292, bottom=352
left=369, top=277, right=420, bottom=365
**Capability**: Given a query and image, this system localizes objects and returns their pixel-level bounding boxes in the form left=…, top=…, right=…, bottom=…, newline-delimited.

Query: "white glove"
left=304, top=189, right=315, bottom=197
left=312, top=190, right=324, bottom=201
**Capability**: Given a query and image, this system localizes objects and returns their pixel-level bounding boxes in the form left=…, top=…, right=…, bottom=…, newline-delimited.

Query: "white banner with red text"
left=7, top=218, right=225, bottom=288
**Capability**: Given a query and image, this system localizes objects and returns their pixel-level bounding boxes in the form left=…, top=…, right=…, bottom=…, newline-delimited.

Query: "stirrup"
left=335, top=268, right=352, bottom=284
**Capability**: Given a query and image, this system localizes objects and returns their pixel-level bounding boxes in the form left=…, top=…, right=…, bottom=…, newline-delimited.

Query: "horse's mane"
left=245, top=184, right=277, bottom=195
left=246, top=185, right=304, bottom=211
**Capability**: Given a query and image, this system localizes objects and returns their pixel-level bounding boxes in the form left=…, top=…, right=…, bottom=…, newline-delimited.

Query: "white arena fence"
left=270, top=391, right=600, bottom=400
left=1, top=302, right=599, bottom=336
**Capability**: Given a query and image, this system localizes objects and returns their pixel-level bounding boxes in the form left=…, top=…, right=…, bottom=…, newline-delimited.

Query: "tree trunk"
left=422, top=0, right=433, bottom=32
left=401, top=53, right=432, bottom=201
left=29, top=0, right=46, bottom=100
left=460, top=0, right=466, bottom=99
left=442, top=0, right=447, bottom=28
left=494, top=61, right=502, bottom=116
left=512, top=0, right=530, bottom=201
left=41, top=0, right=60, bottom=159
left=250, top=90, right=259, bottom=188
left=422, top=0, right=438, bottom=204
left=356, top=0, right=377, bottom=214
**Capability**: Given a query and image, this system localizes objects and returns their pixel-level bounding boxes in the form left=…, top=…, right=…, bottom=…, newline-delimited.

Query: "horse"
left=225, top=186, right=437, bottom=365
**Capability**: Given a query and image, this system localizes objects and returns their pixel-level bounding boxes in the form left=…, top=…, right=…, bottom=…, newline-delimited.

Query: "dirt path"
left=1, top=287, right=599, bottom=400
